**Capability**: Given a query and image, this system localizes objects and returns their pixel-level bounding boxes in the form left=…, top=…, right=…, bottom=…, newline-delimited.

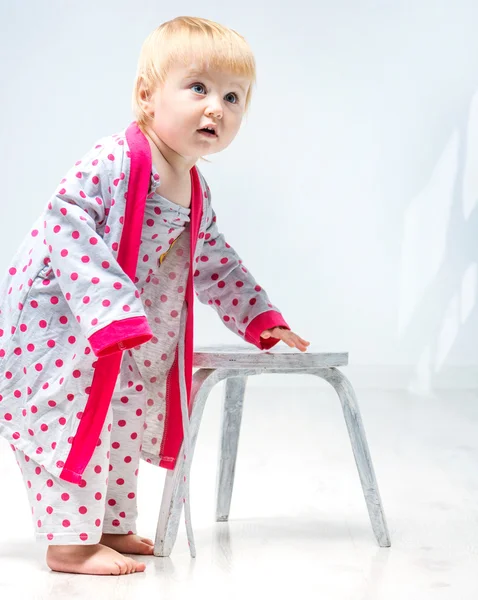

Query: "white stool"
left=154, top=346, right=391, bottom=556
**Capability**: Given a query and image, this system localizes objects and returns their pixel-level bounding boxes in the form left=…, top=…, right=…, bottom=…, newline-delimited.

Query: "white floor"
left=1, top=381, right=478, bottom=600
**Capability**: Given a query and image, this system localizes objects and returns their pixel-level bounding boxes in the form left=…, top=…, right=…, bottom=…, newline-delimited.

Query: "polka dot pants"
left=13, top=352, right=147, bottom=545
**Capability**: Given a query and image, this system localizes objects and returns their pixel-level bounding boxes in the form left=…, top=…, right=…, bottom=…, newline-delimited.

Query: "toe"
left=141, top=542, right=154, bottom=554
left=140, top=537, right=154, bottom=546
left=117, top=560, right=128, bottom=575
left=136, top=562, right=146, bottom=572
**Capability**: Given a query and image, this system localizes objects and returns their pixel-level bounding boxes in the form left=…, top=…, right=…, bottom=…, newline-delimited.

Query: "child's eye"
left=225, top=92, right=239, bottom=104
left=191, top=83, right=206, bottom=95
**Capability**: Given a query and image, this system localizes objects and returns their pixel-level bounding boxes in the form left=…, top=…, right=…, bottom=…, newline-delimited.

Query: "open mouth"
left=197, top=127, right=217, bottom=138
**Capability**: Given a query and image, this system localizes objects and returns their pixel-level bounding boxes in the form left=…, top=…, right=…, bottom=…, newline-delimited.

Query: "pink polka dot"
left=62, top=520, right=70, bottom=528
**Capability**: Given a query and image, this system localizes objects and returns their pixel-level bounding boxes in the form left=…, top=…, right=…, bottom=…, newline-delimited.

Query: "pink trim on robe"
left=89, top=316, right=153, bottom=357
left=159, top=166, right=203, bottom=469
left=60, top=122, right=151, bottom=483
left=245, top=310, right=290, bottom=350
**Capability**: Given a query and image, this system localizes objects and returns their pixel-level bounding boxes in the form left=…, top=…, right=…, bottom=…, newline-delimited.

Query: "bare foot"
left=46, top=543, right=146, bottom=575
left=100, top=533, right=155, bottom=555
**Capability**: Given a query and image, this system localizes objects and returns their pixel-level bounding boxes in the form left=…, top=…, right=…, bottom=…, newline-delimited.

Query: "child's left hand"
left=260, top=327, right=310, bottom=352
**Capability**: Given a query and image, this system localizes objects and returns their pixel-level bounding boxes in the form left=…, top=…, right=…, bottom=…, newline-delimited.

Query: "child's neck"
left=144, top=127, right=196, bottom=177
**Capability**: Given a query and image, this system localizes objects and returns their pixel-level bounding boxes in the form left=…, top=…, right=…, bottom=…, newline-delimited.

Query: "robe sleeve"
left=193, top=202, right=289, bottom=351
left=43, top=148, right=152, bottom=357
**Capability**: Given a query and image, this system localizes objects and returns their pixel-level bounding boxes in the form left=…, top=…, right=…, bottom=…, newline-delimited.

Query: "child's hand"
left=260, top=327, right=310, bottom=352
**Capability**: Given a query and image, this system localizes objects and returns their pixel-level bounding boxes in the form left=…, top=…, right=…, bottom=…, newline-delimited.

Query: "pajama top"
left=0, top=122, right=289, bottom=487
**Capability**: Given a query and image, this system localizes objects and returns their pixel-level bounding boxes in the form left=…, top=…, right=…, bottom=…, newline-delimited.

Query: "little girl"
left=0, top=16, right=309, bottom=576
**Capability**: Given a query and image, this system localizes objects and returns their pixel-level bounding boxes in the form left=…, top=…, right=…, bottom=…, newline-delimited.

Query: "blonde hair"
left=132, top=16, right=256, bottom=130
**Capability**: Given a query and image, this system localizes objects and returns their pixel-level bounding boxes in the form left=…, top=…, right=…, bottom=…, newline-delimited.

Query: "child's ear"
left=138, top=77, right=155, bottom=115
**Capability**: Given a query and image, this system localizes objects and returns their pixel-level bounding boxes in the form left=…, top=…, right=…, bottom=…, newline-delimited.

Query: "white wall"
left=1, top=1, right=478, bottom=391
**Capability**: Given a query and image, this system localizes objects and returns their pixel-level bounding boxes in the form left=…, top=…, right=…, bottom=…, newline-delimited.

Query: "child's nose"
left=205, top=99, right=223, bottom=119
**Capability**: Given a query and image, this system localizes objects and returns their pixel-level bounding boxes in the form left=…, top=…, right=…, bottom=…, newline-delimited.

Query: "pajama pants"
left=12, top=351, right=147, bottom=545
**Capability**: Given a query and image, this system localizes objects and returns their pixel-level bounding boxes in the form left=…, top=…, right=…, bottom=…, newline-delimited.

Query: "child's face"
left=145, top=63, right=250, bottom=159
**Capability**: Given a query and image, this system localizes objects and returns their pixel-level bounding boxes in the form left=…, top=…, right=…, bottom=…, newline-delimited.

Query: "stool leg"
left=316, top=367, right=391, bottom=547
left=154, top=368, right=218, bottom=557
left=216, top=376, right=248, bottom=522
